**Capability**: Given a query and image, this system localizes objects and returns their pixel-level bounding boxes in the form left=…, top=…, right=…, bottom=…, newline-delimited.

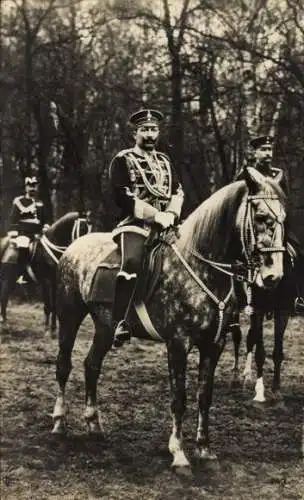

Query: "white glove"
left=42, top=224, right=50, bottom=234
left=7, top=230, right=18, bottom=238
left=154, top=211, right=175, bottom=229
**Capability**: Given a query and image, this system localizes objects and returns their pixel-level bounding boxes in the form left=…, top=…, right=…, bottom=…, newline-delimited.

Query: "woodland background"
left=0, top=0, right=303, bottom=241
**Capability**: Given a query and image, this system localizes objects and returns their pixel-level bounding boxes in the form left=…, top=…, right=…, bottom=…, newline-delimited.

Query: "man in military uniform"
left=237, top=135, right=304, bottom=312
left=3, top=176, right=49, bottom=281
left=109, top=108, right=184, bottom=347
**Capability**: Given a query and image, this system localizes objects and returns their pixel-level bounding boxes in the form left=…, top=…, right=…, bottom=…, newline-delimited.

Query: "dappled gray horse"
left=51, top=168, right=286, bottom=470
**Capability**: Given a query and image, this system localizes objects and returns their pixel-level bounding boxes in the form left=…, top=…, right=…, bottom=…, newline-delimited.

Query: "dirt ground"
left=0, top=300, right=303, bottom=500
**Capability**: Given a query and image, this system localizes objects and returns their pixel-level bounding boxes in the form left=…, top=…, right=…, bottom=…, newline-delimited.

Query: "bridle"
left=241, top=194, right=286, bottom=261
left=163, top=192, right=286, bottom=343
left=39, top=218, right=92, bottom=265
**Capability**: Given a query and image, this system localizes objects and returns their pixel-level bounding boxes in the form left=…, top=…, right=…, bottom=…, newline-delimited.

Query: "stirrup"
left=113, top=320, right=131, bottom=348
left=294, top=297, right=304, bottom=315
left=17, top=276, right=27, bottom=285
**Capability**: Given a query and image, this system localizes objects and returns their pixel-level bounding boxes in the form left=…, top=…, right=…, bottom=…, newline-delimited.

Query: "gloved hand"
left=42, top=224, right=50, bottom=234
left=7, top=230, right=18, bottom=238
left=154, top=211, right=175, bottom=229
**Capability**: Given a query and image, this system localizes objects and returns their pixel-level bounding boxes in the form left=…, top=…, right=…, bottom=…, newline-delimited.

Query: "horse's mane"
left=178, top=178, right=286, bottom=259
left=47, top=212, right=79, bottom=234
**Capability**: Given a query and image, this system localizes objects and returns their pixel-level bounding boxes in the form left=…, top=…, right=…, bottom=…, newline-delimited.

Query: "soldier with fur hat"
left=109, top=108, right=184, bottom=347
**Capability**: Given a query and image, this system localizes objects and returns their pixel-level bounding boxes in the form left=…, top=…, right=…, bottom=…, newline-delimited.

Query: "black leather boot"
left=295, top=296, right=304, bottom=315
left=112, top=276, right=137, bottom=347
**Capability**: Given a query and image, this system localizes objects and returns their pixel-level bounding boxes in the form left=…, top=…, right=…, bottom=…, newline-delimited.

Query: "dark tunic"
left=8, top=196, right=46, bottom=237
left=109, top=147, right=183, bottom=231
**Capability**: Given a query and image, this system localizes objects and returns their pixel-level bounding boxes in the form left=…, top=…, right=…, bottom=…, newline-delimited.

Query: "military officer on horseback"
left=109, top=108, right=184, bottom=347
left=5, top=176, right=49, bottom=281
left=237, top=135, right=304, bottom=313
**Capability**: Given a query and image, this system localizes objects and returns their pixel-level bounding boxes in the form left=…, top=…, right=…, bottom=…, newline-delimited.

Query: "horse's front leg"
left=243, top=312, right=262, bottom=385
left=167, top=336, right=190, bottom=469
left=196, top=334, right=226, bottom=460
left=229, top=312, right=242, bottom=385
left=0, top=263, right=18, bottom=323
left=272, top=309, right=289, bottom=399
left=252, top=312, right=266, bottom=402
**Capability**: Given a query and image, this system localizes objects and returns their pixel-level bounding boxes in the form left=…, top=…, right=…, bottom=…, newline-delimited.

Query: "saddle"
left=0, top=235, right=38, bottom=282
left=88, top=230, right=168, bottom=306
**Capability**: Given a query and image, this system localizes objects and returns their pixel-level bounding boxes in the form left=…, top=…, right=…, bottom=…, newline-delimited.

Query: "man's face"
left=25, top=183, right=38, bottom=197
left=255, top=144, right=273, bottom=164
left=134, top=124, right=160, bottom=151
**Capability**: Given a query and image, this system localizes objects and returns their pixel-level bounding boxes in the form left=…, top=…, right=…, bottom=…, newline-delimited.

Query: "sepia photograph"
left=0, top=0, right=303, bottom=498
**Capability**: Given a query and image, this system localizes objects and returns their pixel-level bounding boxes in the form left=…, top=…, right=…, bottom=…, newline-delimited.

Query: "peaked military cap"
left=250, top=135, right=274, bottom=150
left=128, top=108, right=164, bottom=127
left=25, top=176, right=38, bottom=186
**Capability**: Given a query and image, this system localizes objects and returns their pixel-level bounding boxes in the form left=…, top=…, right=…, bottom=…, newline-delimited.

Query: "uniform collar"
left=133, top=145, right=156, bottom=157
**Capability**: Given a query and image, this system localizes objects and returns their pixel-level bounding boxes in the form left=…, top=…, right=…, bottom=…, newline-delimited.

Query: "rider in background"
left=109, top=108, right=184, bottom=347
left=6, top=176, right=50, bottom=283
left=236, top=135, right=287, bottom=189
left=236, top=135, right=304, bottom=313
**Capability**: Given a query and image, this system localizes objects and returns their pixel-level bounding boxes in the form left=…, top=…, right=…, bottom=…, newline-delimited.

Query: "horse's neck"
left=47, top=222, right=74, bottom=246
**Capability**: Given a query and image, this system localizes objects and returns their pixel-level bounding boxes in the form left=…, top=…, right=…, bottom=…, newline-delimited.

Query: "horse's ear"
left=243, top=167, right=265, bottom=193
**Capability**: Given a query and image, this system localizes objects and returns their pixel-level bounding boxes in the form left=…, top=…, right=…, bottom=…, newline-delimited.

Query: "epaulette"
left=156, top=151, right=170, bottom=161
left=13, top=195, right=24, bottom=204
left=116, top=148, right=134, bottom=158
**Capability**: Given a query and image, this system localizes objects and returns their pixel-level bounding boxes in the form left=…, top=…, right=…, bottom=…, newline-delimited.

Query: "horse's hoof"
left=52, top=418, right=66, bottom=435
left=253, top=394, right=266, bottom=403
left=172, top=465, right=193, bottom=478
left=231, top=377, right=242, bottom=389
left=270, top=390, right=283, bottom=402
left=243, top=372, right=253, bottom=382
left=195, top=447, right=217, bottom=460
left=86, top=419, right=103, bottom=435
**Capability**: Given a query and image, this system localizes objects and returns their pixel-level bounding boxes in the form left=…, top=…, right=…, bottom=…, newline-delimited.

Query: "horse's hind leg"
left=272, top=309, right=289, bottom=399
left=167, top=336, right=190, bottom=469
left=41, top=279, right=51, bottom=331
left=83, top=309, right=113, bottom=434
left=52, top=303, right=87, bottom=434
left=0, top=263, right=18, bottom=323
left=50, top=277, right=57, bottom=335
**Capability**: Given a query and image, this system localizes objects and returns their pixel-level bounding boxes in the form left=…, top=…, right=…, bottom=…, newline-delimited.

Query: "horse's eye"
left=255, top=214, right=266, bottom=225
left=266, top=218, right=275, bottom=228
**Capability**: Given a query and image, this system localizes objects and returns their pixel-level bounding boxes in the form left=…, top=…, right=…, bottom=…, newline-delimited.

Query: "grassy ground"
left=1, top=300, right=303, bottom=499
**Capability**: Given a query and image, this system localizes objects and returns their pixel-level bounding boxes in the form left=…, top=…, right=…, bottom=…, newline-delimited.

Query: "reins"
left=40, top=217, right=92, bottom=265
left=170, top=242, right=234, bottom=343
left=158, top=190, right=285, bottom=343
left=40, top=235, right=66, bottom=264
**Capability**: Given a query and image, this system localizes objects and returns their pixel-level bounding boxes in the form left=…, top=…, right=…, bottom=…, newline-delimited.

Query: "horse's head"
left=242, top=167, right=287, bottom=289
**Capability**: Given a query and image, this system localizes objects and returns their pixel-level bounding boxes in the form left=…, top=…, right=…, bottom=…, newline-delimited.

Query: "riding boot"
left=295, top=296, right=304, bottom=315
left=112, top=275, right=137, bottom=347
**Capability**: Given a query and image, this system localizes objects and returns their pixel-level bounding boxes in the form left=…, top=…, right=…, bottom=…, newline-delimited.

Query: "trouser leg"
left=112, top=231, right=145, bottom=346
